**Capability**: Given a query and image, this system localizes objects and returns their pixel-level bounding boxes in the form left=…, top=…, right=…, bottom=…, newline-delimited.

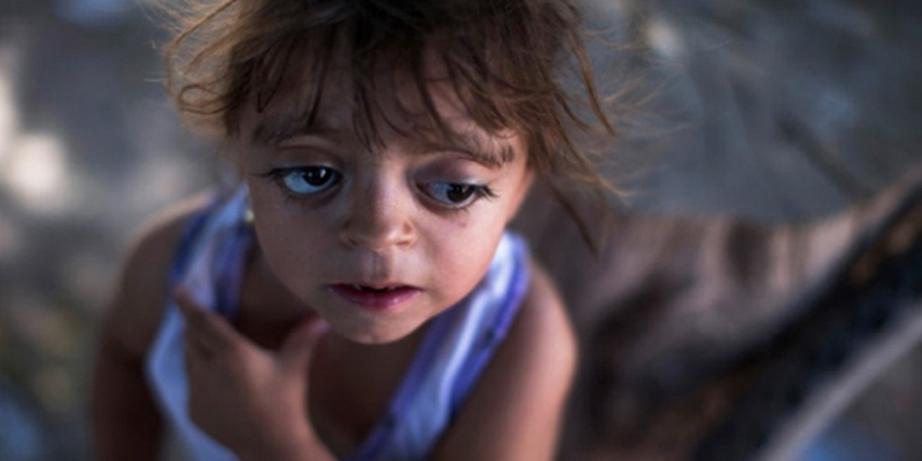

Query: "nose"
left=339, top=178, right=416, bottom=251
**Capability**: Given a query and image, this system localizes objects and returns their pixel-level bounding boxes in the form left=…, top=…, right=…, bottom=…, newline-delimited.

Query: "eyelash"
left=257, top=167, right=499, bottom=211
left=258, top=167, right=341, bottom=203
left=421, top=183, right=498, bottom=214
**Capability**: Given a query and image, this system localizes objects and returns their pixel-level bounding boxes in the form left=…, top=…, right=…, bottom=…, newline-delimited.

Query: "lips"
left=329, top=283, right=421, bottom=310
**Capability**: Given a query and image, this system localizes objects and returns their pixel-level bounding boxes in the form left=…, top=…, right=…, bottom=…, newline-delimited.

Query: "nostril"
left=338, top=188, right=416, bottom=249
left=338, top=215, right=416, bottom=250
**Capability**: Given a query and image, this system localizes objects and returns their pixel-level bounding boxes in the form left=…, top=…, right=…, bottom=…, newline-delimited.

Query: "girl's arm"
left=432, top=261, right=578, bottom=461
left=91, top=196, right=209, bottom=460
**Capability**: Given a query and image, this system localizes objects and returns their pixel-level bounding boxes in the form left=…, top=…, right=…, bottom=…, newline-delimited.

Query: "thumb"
left=280, top=317, right=330, bottom=372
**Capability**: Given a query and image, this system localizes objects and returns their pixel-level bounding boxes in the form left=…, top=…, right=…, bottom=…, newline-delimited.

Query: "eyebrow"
left=250, top=114, right=516, bottom=168
left=420, top=134, right=515, bottom=169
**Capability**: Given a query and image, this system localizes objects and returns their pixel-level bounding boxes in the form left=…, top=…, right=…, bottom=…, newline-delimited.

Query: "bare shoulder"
left=433, top=258, right=577, bottom=460
left=519, top=258, right=577, bottom=353
left=502, top=257, right=578, bottom=388
left=100, top=192, right=213, bottom=360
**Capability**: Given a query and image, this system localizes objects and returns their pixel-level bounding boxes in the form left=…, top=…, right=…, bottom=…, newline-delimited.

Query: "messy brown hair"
left=160, top=0, right=617, bottom=246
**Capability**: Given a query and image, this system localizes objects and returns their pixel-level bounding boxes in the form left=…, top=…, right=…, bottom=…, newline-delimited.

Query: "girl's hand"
left=174, top=288, right=333, bottom=461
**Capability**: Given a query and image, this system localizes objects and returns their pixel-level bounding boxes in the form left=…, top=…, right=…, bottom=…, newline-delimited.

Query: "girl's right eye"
left=267, top=166, right=342, bottom=196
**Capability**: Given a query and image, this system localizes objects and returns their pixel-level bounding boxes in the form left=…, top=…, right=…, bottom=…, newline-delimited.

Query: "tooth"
left=352, top=284, right=363, bottom=290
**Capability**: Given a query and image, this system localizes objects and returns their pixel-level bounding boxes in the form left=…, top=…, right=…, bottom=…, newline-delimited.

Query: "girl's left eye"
left=270, top=166, right=342, bottom=196
left=421, top=182, right=496, bottom=208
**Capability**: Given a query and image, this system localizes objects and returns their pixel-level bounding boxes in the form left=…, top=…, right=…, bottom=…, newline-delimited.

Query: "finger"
left=176, top=294, right=217, bottom=358
left=182, top=332, right=209, bottom=380
left=174, top=288, right=225, bottom=351
left=174, top=287, right=210, bottom=329
left=174, top=287, right=247, bottom=353
left=183, top=326, right=217, bottom=361
left=280, top=317, right=330, bottom=373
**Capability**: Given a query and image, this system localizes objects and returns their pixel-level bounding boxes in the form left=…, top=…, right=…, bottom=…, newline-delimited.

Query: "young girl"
left=92, top=0, right=614, bottom=459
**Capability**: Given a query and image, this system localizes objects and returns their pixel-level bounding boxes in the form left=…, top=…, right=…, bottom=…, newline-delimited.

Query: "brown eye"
left=446, top=184, right=476, bottom=203
left=422, top=182, right=495, bottom=208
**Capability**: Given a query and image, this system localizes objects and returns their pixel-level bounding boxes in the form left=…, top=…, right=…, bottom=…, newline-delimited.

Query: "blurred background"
left=0, top=0, right=919, bottom=459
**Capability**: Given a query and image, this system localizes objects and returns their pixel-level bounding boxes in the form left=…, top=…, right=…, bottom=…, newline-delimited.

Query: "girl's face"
left=233, top=59, right=533, bottom=344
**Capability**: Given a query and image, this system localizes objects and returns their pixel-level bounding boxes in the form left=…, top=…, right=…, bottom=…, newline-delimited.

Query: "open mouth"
left=329, top=283, right=421, bottom=310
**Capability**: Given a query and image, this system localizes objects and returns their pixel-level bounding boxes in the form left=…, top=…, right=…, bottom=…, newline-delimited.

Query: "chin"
left=332, top=319, right=421, bottom=345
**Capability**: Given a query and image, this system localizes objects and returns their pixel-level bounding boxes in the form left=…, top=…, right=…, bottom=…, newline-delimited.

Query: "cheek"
left=247, top=184, right=337, bottom=282
left=248, top=180, right=334, bottom=238
left=420, top=217, right=505, bottom=303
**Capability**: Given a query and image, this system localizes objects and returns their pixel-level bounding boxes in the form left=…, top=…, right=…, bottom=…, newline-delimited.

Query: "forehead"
left=252, top=111, right=517, bottom=163
left=237, top=38, right=521, bottom=164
